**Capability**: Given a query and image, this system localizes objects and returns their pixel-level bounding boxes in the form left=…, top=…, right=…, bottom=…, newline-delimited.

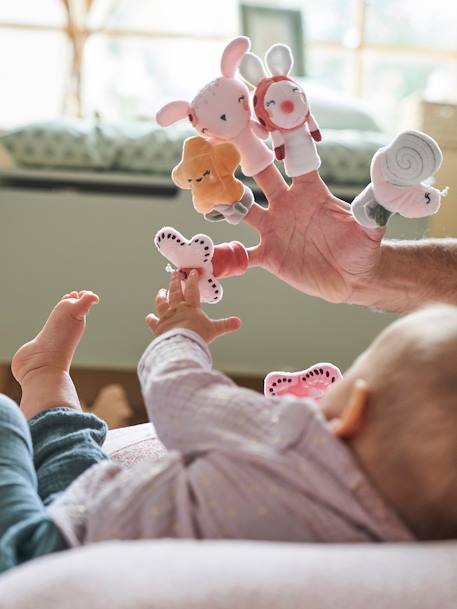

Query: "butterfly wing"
left=264, top=363, right=342, bottom=400
left=154, top=226, right=223, bottom=304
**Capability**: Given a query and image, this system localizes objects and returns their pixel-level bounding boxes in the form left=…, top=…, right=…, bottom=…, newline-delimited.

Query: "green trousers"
left=0, top=394, right=107, bottom=574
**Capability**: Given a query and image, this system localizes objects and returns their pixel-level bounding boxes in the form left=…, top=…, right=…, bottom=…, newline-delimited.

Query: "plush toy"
left=154, top=226, right=249, bottom=304
left=156, top=36, right=274, bottom=178
left=239, top=44, right=322, bottom=177
left=352, top=130, right=449, bottom=229
left=264, top=363, right=342, bottom=401
left=171, top=136, right=254, bottom=225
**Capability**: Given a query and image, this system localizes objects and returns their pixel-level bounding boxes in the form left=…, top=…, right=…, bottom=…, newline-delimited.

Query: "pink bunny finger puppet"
left=352, top=130, right=449, bottom=229
left=239, top=43, right=322, bottom=178
left=156, top=36, right=274, bottom=178
left=264, top=363, right=342, bottom=401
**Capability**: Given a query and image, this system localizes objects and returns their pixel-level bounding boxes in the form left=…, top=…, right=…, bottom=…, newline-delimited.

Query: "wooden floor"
left=0, top=363, right=264, bottom=426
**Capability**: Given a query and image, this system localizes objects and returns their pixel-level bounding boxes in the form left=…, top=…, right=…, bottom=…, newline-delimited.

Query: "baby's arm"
left=139, top=273, right=310, bottom=453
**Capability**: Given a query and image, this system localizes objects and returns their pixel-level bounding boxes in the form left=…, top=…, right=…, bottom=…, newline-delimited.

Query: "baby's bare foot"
left=12, top=291, right=99, bottom=419
left=12, top=291, right=99, bottom=384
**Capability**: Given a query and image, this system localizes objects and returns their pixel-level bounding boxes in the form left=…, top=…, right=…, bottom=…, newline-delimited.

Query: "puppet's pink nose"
left=280, top=100, right=294, bottom=114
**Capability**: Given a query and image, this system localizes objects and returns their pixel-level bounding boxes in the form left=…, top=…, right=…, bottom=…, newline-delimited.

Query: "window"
left=1, top=0, right=457, bottom=132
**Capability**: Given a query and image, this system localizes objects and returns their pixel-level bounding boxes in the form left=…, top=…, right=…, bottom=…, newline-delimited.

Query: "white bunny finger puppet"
left=352, top=130, right=449, bottom=229
left=156, top=36, right=274, bottom=178
left=239, top=43, right=322, bottom=178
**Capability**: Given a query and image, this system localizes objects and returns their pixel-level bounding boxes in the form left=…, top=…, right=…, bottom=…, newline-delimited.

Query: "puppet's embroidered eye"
left=187, top=179, right=192, bottom=183
left=292, top=87, right=300, bottom=93
left=266, top=100, right=276, bottom=107
left=196, top=177, right=203, bottom=182
left=203, top=170, right=210, bottom=176
left=238, top=95, right=245, bottom=103
left=201, top=128, right=208, bottom=134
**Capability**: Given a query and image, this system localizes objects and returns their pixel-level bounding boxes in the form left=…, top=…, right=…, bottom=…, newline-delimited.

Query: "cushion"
left=0, top=539, right=455, bottom=608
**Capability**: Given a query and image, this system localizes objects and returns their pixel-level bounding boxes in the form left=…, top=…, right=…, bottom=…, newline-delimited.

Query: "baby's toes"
left=62, top=291, right=79, bottom=301
left=71, top=291, right=99, bottom=319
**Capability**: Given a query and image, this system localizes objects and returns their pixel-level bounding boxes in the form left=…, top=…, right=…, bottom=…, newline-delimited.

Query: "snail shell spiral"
left=381, top=130, right=443, bottom=187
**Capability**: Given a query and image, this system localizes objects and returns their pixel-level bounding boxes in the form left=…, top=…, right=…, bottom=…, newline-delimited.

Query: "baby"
left=1, top=274, right=457, bottom=573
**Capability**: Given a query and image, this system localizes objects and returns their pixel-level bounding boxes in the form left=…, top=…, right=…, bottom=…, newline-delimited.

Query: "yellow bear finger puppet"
left=172, top=136, right=254, bottom=224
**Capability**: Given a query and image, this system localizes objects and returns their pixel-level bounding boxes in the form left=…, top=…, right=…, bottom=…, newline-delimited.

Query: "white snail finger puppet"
left=154, top=227, right=223, bottom=304
left=239, top=43, right=322, bottom=178
left=352, top=130, right=449, bottom=229
left=156, top=36, right=274, bottom=178
left=264, top=363, right=342, bottom=401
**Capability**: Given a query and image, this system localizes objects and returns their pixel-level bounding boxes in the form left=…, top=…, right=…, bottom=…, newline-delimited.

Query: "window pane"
left=244, top=0, right=357, bottom=43
left=301, top=0, right=356, bottom=43
left=83, top=35, right=225, bottom=121
left=307, top=48, right=352, bottom=93
left=89, top=0, right=238, bottom=36
left=0, top=30, right=68, bottom=129
left=0, top=0, right=65, bottom=26
left=366, top=0, right=457, bottom=50
left=362, top=51, right=457, bottom=132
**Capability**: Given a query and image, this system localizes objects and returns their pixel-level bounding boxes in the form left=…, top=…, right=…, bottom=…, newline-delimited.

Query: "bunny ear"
left=239, top=52, right=267, bottom=86
left=156, top=101, right=191, bottom=127
left=265, top=44, right=293, bottom=76
left=221, top=36, right=250, bottom=78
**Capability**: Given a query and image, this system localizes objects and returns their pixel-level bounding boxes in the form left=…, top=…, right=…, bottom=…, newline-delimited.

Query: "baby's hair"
left=358, top=305, right=457, bottom=540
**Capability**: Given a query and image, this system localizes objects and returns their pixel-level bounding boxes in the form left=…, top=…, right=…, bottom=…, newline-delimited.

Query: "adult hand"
left=242, top=166, right=385, bottom=304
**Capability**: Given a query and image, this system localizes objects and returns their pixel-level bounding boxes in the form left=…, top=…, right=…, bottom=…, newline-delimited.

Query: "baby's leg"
left=0, top=395, right=66, bottom=572
left=12, top=292, right=108, bottom=503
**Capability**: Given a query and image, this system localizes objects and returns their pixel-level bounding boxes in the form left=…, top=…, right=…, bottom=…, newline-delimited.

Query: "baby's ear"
left=212, top=143, right=241, bottom=174
left=331, top=380, right=368, bottom=439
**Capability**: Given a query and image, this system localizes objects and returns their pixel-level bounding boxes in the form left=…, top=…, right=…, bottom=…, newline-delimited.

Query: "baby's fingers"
left=155, top=288, right=169, bottom=316
left=168, top=273, right=184, bottom=306
left=145, top=313, right=160, bottom=334
left=184, top=269, right=201, bottom=306
left=211, top=316, right=241, bottom=340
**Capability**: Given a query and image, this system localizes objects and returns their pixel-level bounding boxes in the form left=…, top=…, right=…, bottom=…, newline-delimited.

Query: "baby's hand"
left=146, top=270, right=241, bottom=344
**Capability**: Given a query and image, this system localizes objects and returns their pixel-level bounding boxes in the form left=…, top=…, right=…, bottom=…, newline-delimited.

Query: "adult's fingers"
left=252, top=164, right=288, bottom=203
left=211, top=316, right=241, bottom=339
left=167, top=273, right=184, bottom=306
left=243, top=202, right=267, bottom=230
left=183, top=270, right=200, bottom=306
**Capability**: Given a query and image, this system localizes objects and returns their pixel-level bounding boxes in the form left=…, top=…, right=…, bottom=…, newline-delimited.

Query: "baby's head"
left=320, top=305, right=457, bottom=540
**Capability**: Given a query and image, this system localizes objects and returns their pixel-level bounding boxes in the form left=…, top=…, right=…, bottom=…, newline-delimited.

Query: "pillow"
left=113, top=121, right=193, bottom=174
left=0, top=119, right=117, bottom=170
left=297, top=79, right=382, bottom=132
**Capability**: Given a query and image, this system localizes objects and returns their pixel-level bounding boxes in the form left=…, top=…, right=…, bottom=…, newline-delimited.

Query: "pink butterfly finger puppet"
left=352, top=130, right=449, bottom=229
left=264, top=363, right=342, bottom=401
left=154, top=227, right=249, bottom=304
left=239, top=43, right=322, bottom=178
left=156, top=36, right=274, bottom=178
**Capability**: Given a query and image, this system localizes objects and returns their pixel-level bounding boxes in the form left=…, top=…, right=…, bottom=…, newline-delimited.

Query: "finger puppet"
left=265, top=363, right=342, bottom=401
left=154, top=227, right=249, bottom=303
left=239, top=43, right=322, bottom=177
left=171, top=136, right=254, bottom=225
left=156, top=36, right=274, bottom=178
left=352, top=130, right=449, bottom=229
